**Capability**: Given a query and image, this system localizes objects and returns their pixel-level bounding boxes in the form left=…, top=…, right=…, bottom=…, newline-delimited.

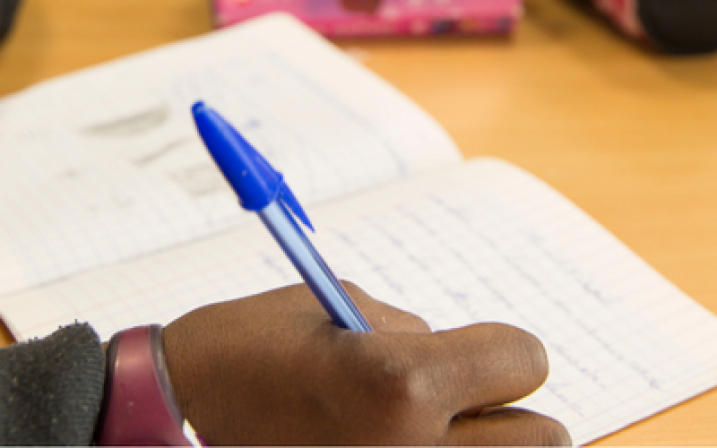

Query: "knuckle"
left=347, top=343, right=444, bottom=441
left=367, top=350, right=432, bottom=405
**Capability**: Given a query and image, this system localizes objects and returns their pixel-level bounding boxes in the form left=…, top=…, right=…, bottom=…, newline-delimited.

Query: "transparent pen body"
left=259, top=201, right=373, bottom=332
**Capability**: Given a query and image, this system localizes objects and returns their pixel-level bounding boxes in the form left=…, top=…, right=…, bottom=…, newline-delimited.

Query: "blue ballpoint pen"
left=191, top=101, right=373, bottom=332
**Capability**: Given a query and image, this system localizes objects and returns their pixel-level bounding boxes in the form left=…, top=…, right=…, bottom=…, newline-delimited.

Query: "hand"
left=163, top=282, right=571, bottom=445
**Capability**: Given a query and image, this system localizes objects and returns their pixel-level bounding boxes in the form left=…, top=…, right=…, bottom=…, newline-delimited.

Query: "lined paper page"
left=2, top=158, right=716, bottom=444
left=0, top=14, right=459, bottom=297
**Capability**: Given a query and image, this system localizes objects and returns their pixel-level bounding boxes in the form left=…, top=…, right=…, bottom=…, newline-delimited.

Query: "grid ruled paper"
left=0, top=13, right=460, bottom=298
left=2, top=158, right=717, bottom=444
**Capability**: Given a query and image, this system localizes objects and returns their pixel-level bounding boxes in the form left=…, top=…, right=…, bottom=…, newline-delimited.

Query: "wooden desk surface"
left=1, top=0, right=716, bottom=444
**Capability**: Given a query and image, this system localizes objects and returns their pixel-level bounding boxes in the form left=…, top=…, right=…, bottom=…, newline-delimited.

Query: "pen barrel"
left=259, top=201, right=373, bottom=332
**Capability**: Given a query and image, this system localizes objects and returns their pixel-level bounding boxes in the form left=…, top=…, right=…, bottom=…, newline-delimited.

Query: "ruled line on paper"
left=2, top=158, right=717, bottom=445
left=0, top=14, right=460, bottom=298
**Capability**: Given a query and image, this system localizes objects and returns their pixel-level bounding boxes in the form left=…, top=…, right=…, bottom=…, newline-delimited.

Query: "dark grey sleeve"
left=0, top=322, right=105, bottom=445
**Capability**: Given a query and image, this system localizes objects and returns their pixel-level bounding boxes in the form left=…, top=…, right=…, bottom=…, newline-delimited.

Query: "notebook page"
left=0, top=13, right=459, bottom=297
left=2, top=158, right=716, bottom=444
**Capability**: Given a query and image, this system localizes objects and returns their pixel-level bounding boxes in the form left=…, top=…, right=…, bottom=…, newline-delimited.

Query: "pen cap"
left=192, top=101, right=282, bottom=211
left=192, top=102, right=314, bottom=231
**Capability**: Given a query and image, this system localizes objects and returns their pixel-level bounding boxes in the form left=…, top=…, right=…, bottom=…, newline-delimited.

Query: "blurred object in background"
left=0, top=0, right=20, bottom=43
left=591, top=0, right=717, bottom=54
left=212, top=0, right=523, bottom=37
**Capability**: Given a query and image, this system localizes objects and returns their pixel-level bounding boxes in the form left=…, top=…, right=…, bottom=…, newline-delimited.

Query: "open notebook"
left=1, top=13, right=716, bottom=445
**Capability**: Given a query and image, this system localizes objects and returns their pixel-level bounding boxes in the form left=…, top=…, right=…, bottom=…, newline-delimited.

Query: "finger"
left=368, top=322, right=549, bottom=416
left=436, top=323, right=548, bottom=411
left=440, top=407, right=572, bottom=446
left=341, top=281, right=431, bottom=334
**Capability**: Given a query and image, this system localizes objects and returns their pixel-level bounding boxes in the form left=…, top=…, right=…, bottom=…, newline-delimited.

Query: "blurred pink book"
left=212, top=0, right=523, bottom=37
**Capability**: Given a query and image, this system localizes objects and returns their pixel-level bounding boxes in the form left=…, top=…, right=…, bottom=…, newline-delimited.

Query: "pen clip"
left=278, top=183, right=314, bottom=233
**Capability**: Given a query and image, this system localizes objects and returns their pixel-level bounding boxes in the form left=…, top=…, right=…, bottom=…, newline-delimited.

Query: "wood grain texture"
left=1, top=0, right=716, bottom=444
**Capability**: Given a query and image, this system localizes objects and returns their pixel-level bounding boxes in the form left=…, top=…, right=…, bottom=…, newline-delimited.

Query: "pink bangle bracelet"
left=96, top=325, right=204, bottom=446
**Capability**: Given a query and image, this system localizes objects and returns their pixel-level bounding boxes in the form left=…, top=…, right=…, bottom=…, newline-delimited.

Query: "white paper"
left=3, top=158, right=716, bottom=444
left=0, top=14, right=460, bottom=297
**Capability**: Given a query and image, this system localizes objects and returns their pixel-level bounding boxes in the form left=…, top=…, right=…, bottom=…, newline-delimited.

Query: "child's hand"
left=163, top=282, right=571, bottom=445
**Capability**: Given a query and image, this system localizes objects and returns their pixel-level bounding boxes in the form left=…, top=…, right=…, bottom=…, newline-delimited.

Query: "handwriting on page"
left=319, top=192, right=678, bottom=440
left=5, top=159, right=717, bottom=444
left=322, top=162, right=717, bottom=444
left=316, top=160, right=717, bottom=443
left=0, top=20, right=458, bottom=298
